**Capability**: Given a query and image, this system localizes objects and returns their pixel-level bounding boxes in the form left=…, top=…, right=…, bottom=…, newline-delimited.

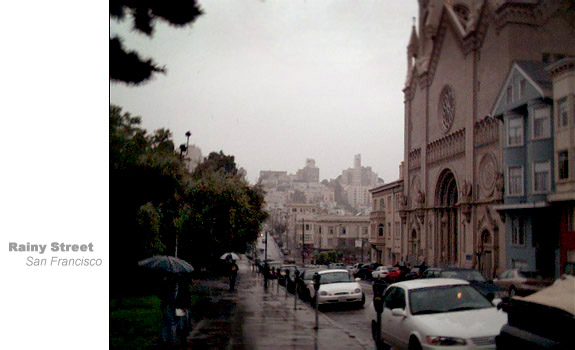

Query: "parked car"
left=296, top=267, right=323, bottom=301
left=423, top=267, right=508, bottom=301
left=405, top=267, right=422, bottom=280
left=493, top=269, right=553, bottom=296
left=372, top=266, right=394, bottom=280
left=421, top=267, right=443, bottom=278
left=356, top=262, right=382, bottom=280
left=328, top=262, right=346, bottom=269
left=385, top=265, right=411, bottom=283
left=351, top=263, right=364, bottom=276
left=496, top=278, right=574, bottom=349
left=378, top=278, right=507, bottom=350
left=308, top=269, right=365, bottom=309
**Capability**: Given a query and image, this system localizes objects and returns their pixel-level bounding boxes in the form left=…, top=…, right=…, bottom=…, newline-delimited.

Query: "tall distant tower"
left=354, top=154, right=361, bottom=169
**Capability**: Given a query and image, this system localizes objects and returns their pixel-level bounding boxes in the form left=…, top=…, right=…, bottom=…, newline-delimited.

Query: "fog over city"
left=110, top=0, right=419, bottom=183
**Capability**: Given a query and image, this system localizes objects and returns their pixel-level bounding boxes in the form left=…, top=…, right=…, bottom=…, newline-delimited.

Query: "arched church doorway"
left=478, top=230, right=493, bottom=279
left=436, top=169, right=458, bottom=266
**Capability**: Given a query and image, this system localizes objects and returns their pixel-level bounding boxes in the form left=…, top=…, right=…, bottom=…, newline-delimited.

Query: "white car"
left=308, top=269, right=365, bottom=308
left=372, top=266, right=394, bottom=280
left=379, top=278, right=507, bottom=350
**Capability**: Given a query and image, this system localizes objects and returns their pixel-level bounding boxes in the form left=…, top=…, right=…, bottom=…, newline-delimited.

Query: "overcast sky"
left=110, top=0, right=419, bottom=184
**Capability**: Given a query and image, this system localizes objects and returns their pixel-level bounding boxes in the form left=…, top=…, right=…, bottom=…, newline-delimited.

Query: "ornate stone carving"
left=439, top=85, right=455, bottom=133
left=479, top=152, right=497, bottom=198
left=426, top=128, right=465, bottom=165
left=415, top=190, right=426, bottom=206
left=408, top=148, right=421, bottom=170
left=474, top=115, right=499, bottom=147
left=494, top=171, right=504, bottom=200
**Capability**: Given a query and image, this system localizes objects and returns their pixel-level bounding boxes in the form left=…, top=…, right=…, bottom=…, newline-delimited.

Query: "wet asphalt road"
left=311, top=280, right=376, bottom=346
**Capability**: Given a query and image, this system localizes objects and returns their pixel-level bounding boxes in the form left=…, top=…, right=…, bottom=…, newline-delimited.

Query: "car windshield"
left=440, top=270, right=486, bottom=282
left=409, top=285, right=493, bottom=315
left=519, top=271, right=540, bottom=279
left=303, top=269, right=322, bottom=280
left=320, top=271, right=353, bottom=284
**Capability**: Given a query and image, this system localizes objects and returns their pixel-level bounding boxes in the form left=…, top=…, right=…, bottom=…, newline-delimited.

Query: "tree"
left=110, top=0, right=203, bottom=85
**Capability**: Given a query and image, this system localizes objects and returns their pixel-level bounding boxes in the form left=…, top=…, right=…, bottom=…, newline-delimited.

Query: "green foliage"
left=110, top=105, right=268, bottom=292
left=110, top=1, right=203, bottom=85
left=314, top=251, right=343, bottom=265
left=110, top=296, right=161, bottom=349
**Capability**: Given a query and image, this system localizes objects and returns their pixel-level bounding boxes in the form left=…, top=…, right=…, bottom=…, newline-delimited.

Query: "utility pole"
left=301, top=218, right=305, bottom=265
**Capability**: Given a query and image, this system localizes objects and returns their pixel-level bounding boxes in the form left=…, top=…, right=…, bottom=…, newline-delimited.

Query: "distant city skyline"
left=110, top=0, right=418, bottom=184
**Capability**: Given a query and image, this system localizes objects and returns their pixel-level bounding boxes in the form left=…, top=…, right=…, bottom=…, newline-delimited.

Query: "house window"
left=378, top=224, right=384, bottom=237
left=329, top=226, right=334, bottom=234
left=362, top=226, right=368, bottom=235
left=507, top=166, right=524, bottom=196
left=558, top=98, right=568, bottom=128
left=341, top=227, right=346, bottom=235
left=373, top=199, right=377, bottom=210
left=507, top=117, right=523, bottom=147
left=388, top=223, right=391, bottom=239
left=532, top=107, right=550, bottom=139
left=519, top=79, right=526, bottom=98
left=559, top=150, right=569, bottom=180
left=395, top=222, right=400, bottom=238
left=511, top=216, right=525, bottom=246
left=305, top=224, right=310, bottom=230
left=319, top=227, right=322, bottom=234
left=327, top=238, right=334, bottom=247
left=380, top=198, right=385, bottom=210
left=533, top=161, right=551, bottom=193
left=506, top=85, right=513, bottom=104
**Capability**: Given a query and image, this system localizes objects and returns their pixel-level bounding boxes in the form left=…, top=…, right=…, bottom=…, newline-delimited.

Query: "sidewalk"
left=186, top=259, right=373, bottom=350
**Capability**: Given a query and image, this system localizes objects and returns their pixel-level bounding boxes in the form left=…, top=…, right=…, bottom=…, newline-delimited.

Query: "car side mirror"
left=486, top=293, right=495, bottom=303
left=391, top=308, right=407, bottom=317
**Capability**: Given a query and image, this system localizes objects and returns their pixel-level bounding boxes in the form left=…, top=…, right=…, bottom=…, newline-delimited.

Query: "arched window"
left=378, top=224, right=384, bottom=237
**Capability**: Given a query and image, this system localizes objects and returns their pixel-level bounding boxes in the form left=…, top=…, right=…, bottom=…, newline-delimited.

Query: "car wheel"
left=408, top=337, right=422, bottom=350
left=509, top=286, right=517, bottom=297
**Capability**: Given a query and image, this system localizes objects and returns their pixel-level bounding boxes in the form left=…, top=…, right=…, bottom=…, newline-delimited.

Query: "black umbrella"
left=138, top=255, right=195, bottom=275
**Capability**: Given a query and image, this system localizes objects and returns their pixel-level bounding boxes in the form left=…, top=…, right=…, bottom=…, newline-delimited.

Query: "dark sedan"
left=424, top=267, right=508, bottom=301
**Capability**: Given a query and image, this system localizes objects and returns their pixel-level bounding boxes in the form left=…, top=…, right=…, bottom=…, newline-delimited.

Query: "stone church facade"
left=400, top=0, right=574, bottom=278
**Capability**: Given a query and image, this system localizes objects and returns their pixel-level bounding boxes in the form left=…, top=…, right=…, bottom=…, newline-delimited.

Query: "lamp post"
left=301, top=218, right=305, bottom=265
left=185, top=131, right=191, bottom=150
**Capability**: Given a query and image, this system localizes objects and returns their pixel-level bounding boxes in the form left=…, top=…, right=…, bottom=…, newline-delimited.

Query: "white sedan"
left=379, top=278, right=507, bottom=350
left=308, top=269, right=365, bottom=308
left=372, top=266, right=394, bottom=280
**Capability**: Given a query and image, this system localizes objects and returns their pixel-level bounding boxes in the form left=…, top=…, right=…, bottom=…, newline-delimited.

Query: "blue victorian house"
left=493, top=61, right=558, bottom=279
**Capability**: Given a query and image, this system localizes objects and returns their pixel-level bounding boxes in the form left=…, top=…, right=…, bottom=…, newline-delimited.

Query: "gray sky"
left=110, top=0, right=419, bottom=184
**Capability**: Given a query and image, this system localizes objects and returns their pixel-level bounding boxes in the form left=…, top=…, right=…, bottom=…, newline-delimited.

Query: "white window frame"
left=532, top=107, right=551, bottom=140
left=558, top=97, right=569, bottom=128
left=511, top=216, right=526, bottom=247
left=519, top=79, right=526, bottom=99
left=507, top=116, right=524, bottom=147
left=507, top=166, right=524, bottom=197
left=558, top=150, right=569, bottom=181
left=532, top=161, right=551, bottom=194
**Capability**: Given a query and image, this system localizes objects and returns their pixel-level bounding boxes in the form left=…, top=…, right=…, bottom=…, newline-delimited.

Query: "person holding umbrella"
left=229, top=256, right=239, bottom=292
left=137, top=255, right=195, bottom=346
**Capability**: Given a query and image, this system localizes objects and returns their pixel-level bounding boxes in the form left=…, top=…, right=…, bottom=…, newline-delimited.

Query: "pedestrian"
left=158, top=276, right=178, bottom=345
left=230, top=259, right=239, bottom=292
left=175, top=279, right=192, bottom=344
